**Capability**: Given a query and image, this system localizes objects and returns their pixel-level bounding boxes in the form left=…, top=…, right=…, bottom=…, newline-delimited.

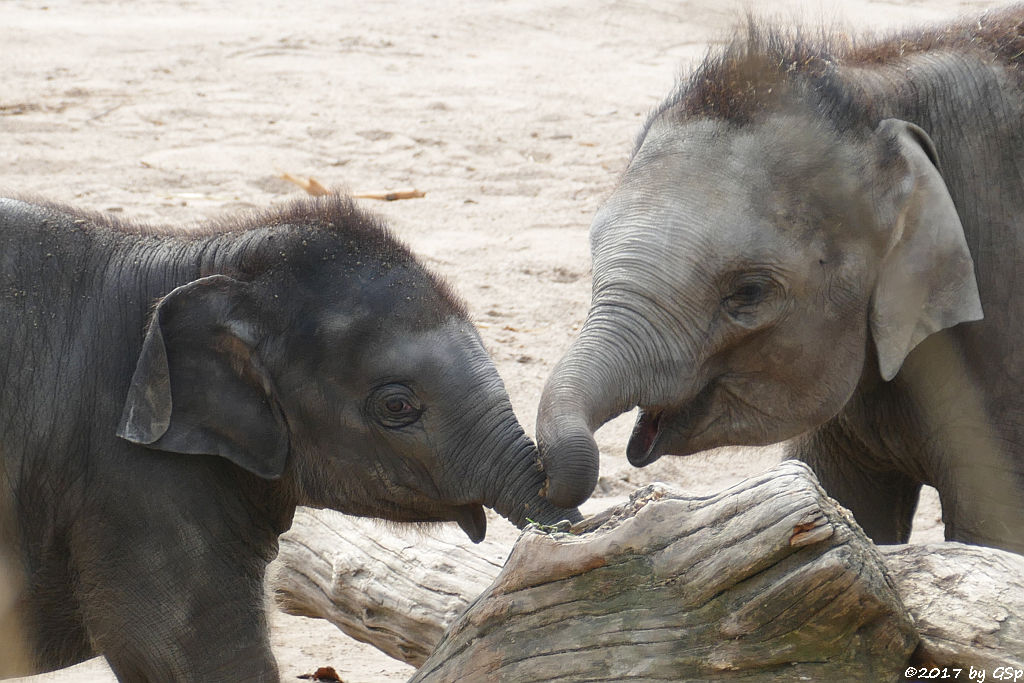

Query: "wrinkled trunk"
left=438, top=338, right=582, bottom=532
left=536, top=320, right=649, bottom=508
left=479, top=412, right=582, bottom=528
left=537, top=297, right=702, bottom=508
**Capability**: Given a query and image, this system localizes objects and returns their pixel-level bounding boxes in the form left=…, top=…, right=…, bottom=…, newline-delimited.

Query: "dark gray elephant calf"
left=537, top=7, right=1024, bottom=553
left=0, top=195, right=577, bottom=681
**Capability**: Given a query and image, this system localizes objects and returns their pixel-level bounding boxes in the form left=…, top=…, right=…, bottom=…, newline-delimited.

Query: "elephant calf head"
left=116, top=197, right=578, bottom=541
left=538, top=109, right=981, bottom=508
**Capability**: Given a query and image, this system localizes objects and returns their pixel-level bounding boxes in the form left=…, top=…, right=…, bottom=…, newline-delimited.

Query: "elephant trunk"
left=536, top=317, right=649, bottom=508
left=485, top=427, right=583, bottom=528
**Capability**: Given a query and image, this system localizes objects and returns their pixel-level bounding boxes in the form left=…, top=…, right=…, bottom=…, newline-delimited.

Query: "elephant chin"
left=453, top=504, right=487, bottom=543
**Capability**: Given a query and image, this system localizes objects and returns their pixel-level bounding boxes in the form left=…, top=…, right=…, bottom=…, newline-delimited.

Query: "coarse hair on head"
left=10, top=191, right=470, bottom=321
left=636, top=5, right=1024, bottom=150
left=231, top=194, right=472, bottom=322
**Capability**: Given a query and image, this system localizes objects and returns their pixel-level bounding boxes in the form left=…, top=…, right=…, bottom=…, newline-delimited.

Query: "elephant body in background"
left=537, top=8, right=1024, bottom=553
left=0, top=195, right=577, bottom=681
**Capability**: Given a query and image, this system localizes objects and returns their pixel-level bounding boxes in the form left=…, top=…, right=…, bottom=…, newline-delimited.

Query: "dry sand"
left=3, top=0, right=1004, bottom=680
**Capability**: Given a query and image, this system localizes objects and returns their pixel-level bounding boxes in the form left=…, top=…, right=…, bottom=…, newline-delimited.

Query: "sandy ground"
left=2, top=0, right=1007, bottom=680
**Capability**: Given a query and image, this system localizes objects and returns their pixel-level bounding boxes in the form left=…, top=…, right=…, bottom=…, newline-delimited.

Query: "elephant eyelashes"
left=368, top=384, right=424, bottom=428
left=722, top=275, right=777, bottom=320
left=730, top=283, right=767, bottom=305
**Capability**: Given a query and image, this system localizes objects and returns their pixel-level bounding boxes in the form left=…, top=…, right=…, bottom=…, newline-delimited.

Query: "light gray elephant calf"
left=537, top=7, right=1024, bottom=554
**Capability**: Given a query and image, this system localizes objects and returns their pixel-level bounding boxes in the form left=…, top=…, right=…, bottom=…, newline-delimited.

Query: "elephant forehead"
left=358, top=318, right=494, bottom=384
left=591, top=173, right=798, bottom=269
left=595, top=118, right=864, bottom=258
left=640, top=112, right=848, bottom=167
left=633, top=116, right=861, bottom=200
left=286, top=306, right=485, bottom=388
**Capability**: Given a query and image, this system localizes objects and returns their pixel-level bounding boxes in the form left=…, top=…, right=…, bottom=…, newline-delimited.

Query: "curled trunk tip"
left=536, top=321, right=643, bottom=510
left=537, top=419, right=601, bottom=509
left=486, top=434, right=582, bottom=529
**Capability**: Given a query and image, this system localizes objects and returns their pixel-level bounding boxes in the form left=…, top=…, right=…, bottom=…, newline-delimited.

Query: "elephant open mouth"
left=408, top=503, right=488, bottom=543
left=370, top=494, right=489, bottom=543
left=627, top=409, right=664, bottom=466
left=627, top=382, right=718, bottom=467
left=412, top=502, right=487, bottom=543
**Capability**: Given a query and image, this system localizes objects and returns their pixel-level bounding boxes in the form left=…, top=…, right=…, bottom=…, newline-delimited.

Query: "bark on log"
left=411, top=460, right=917, bottom=682
left=880, top=543, right=1024, bottom=669
left=270, top=461, right=1024, bottom=677
left=269, top=511, right=507, bottom=667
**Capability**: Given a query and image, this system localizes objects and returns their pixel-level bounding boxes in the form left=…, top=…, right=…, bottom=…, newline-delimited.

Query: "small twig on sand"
left=353, top=189, right=426, bottom=201
left=87, top=102, right=125, bottom=123
left=280, top=174, right=425, bottom=201
left=280, top=173, right=332, bottom=196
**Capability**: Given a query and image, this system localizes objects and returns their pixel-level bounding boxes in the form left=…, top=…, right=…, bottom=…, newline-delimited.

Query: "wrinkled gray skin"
left=538, top=13, right=1024, bottom=554
left=0, top=195, right=578, bottom=681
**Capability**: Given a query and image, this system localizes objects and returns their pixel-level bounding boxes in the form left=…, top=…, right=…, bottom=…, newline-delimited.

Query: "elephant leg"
left=72, top=515, right=279, bottom=682
left=22, top=594, right=93, bottom=674
left=935, top=460, right=1024, bottom=554
left=80, top=565, right=279, bottom=683
left=790, top=439, right=921, bottom=544
left=16, top=543, right=95, bottom=674
left=102, top=643, right=277, bottom=683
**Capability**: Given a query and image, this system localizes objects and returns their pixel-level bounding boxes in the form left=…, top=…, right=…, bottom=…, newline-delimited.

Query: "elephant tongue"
left=454, top=504, right=487, bottom=543
left=627, top=410, right=662, bottom=467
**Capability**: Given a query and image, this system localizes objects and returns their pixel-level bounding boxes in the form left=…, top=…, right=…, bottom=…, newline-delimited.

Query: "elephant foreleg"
left=935, top=458, right=1024, bottom=554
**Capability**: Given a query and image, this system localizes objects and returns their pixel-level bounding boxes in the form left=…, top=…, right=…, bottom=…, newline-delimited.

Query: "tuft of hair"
left=638, top=4, right=1024, bottom=146
left=7, top=192, right=469, bottom=319
left=848, top=3, right=1024, bottom=67
left=220, top=193, right=407, bottom=263
left=234, top=194, right=471, bottom=321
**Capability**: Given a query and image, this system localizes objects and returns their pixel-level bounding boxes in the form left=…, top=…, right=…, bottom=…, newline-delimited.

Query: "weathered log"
left=881, top=543, right=1024, bottom=669
left=411, top=460, right=917, bottom=681
left=271, top=461, right=1024, bottom=677
left=269, top=510, right=507, bottom=667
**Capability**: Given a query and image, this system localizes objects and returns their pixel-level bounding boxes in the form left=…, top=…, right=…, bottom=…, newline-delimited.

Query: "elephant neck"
left=831, top=330, right=978, bottom=485
left=818, top=382, right=928, bottom=484
left=220, top=461, right=299, bottom=549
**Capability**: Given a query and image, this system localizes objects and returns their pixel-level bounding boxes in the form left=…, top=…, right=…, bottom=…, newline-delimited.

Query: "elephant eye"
left=723, top=274, right=777, bottom=320
left=368, top=384, right=424, bottom=429
left=385, top=397, right=412, bottom=414
left=731, top=282, right=766, bottom=303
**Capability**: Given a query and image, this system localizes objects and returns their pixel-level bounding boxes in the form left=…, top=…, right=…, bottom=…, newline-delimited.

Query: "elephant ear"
left=868, top=119, right=983, bottom=381
left=116, top=274, right=289, bottom=479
